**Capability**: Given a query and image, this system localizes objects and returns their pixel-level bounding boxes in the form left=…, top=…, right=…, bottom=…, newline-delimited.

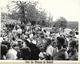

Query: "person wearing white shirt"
left=46, top=41, right=57, bottom=60
left=6, top=47, right=18, bottom=60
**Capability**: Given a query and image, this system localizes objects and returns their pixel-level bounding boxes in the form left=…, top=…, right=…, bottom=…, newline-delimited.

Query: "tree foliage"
left=7, top=1, right=48, bottom=26
left=54, top=17, right=67, bottom=29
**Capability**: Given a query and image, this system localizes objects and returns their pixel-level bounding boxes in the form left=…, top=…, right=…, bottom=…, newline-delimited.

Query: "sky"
left=0, top=0, right=80, bottom=21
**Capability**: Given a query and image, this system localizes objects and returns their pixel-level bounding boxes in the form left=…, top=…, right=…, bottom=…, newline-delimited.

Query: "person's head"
left=46, top=39, right=51, bottom=46
left=17, top=39, right=23, bottom=48
left=51, top=41, right=56, bottom=48
left=70, top=40, right=77, bottom=48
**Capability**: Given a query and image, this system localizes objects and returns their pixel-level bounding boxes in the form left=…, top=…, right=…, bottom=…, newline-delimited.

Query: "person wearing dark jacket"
left=57, top=36, right=65, bottom=50
left=20, top=46, right=31, bottom=60
left=24, top=39, right=40, bottom=60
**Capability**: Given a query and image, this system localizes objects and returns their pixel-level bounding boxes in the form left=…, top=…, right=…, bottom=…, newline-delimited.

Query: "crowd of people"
left=0, top=23, right=78, bottom=60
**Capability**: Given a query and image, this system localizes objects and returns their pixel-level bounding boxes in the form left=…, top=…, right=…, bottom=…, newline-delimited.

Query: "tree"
left=54, top=17, right=67, bottom=29
left=47, top=15, right=53, bottom=27
left=7, top=1, right=47, bottom=25
left=7, top=1, right=27, bottom=23
left=36, top=10, right=47, bottom=26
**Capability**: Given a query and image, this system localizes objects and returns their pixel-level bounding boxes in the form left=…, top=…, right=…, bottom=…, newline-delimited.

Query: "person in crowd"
left=68, top=40, right=78, bottom=60
left=39, top=47, right=47, bottom=60
left=57, top=34, right=65, bottom=50
left=1, top=44, right=8, bottom=59
left=46, top=39, right=53, bottom=60
left=6, top=46, right=18, bottom=60
left=19, top=44, right=31, bottom=60
left=53, top=48, right=69, bottom=60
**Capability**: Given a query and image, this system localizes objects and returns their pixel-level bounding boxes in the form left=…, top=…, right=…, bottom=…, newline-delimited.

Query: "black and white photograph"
left=0, top=0, right=79, bottom=60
